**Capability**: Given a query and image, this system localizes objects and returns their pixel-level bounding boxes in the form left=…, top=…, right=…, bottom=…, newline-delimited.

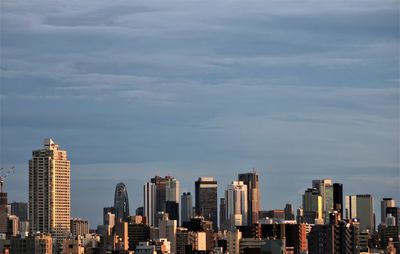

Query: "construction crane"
left=0, top=166, right=15, bottom=193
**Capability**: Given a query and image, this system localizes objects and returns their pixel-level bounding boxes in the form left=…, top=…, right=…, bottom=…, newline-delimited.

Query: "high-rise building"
left=195, top=177, right=218, bottom=231
left=225, top=181, right=248, bottom=230
left=238, top=171, right=260, bottom=225
left=284, top=203, right=294, bottom=220
left=227, top=229, right=242, bottom=254
left=166, top=178, right=180, bottom=203
left=10, top=202, right=28, bottom=222
left=0, top=188, right=8, bottom=234
left=144, top=182, right=156, bottom=226
left=302, top=188, right=323, bottom=224
left=219, top=198, right=228, bottom=230
left=381, top=198, right=396, bottom=225
left=345, top=194, right=375, bottom=231
left=333, top=183, right=343, bottom=219
left=29, top=138, right=71, bottom=247
left=103, top=207, right=115, bottom=225
left=114, top=182, right=130, bottom=222
left=159, top=212, right=177, bottom=253
left=312, top=179, right=333, bottom=224
left=151, top=176, right=172, bottom=215
left=181, top=192, right=193, bottom=224
left=70, top=218, right=89, bottom=237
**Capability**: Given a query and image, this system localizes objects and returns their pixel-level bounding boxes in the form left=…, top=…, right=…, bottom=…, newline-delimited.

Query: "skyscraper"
left=29, top=138, right=70, bottom=247
left=195, top=177, right=218, bottom=231
left=302, top=188, right=323, bottom=224
left=312, top=179, right=333, bottom=224
left=333, top=183, right=343, bottom=219
left=166, top=178, right=180, bottom=203
left=10, top=202, right=28, bottom=222
left=345, top=194, right=375, bottom=231
left=381, top=198, right=396, bottom=225
left=151, top=176, right=171, bottom=214
left=144, top=182, right=156, bottom=226
left=225, top=181, right=248, bottom=230
left=181, top=192, right=193, bottom=224
left=114, top=182, right=130, bottom=222
left=238, top=171, right=260, bottom=225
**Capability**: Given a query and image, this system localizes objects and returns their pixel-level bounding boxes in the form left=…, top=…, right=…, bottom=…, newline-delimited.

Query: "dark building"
left=379, top=225, right=399, bottom=250
left=128, top=223, right=150, bottom=251
left=333, top=183, right=343, bottom=219
left=237, top=224, right=261, bottom=239
left=136, top=206, right=144, bottom=216
left=165, top=201, right=179, bottom=222
left=219, top=198, right=228, bottom=230
left=260, top=223, right=307, bottom=254
left=10, top=202, right=28, bottom=222
left=308, top=225, right=334, bottom=254
left=181, top=192, right=193, bottom=224
left=176, top=228, right=189, bottom=254
left=284, top=203, right=294, bottom=220
left=386, top=207, right=400, bottom=226
left=151, top=176, right=172, bottom=214
left=217, top=239, right=227, bottom=253
left=195, top=177, right=218, bottom=231
left=259, top=210, right=285, bottom=221
left=0, top=191, right=8, bottom=234
left=238, top=172, right=260, bottom=225
left=182, top=217, right=215, bottom=252
left=114, top=182, right=130, bottom=222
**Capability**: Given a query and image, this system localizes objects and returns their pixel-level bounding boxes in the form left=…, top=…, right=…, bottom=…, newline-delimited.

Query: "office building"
left=128, top=222, right=150, bottom=251
left=227, top=229, right=242, bottom=254
left=312, top=179, right=334, bottom=223
left=284, top=203, right=295, bottom=220
left=225, top=181, right=248, bottom=229
left=144, top=182, right=156, bottom=226
left=114, top=182, right=130, bottom=222
left=176, top=227, right=188, bottom=254
left=302, top=188, right=323, bottom=224
left=238, top=171, right=260, bottom=225
left=70, top=218, right=89, bottom=237
left=219, top=198, right=228, bottom=230
left=181, top=192, right=193, bottom=224
left=166, top=178, right=180, bottom=203
left=159, top=213, right=177, bottom=253
left=29, top=138, right=70, bottom=247
left=165, top=201, right=179, bottom=222
left=151, top=176, right=172, bottom=215
left=103, top=207, right=115, bottom=225
left=11, top=233, right=53, bottom=254
left=10, top=202, right=28, bottom=222
left=345, top=194, right=375, bottom=231
left=195, top=177, right=218, bottom=231
left=381, top=198, right=396, bottom=225
left=333, top=183, right=343, bottom=219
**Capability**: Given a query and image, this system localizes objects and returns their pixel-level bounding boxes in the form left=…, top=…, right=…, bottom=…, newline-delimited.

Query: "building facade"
left=29, top=138, right=71, bottom=247
left=195, top=177, right=218, bottom=231
left=114, top=182, right=130, bottom=222
left=238, top=171, right=260, bottom=225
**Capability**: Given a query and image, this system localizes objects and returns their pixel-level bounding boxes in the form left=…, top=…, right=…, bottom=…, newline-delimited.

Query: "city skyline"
left=1, top=0, right=399, bottom=230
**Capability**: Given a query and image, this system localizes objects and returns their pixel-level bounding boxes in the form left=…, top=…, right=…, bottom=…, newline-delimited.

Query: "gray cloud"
left=1, top=0, right=398, bottom=225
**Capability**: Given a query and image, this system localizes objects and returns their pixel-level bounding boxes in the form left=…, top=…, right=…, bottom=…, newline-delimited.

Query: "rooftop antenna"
left=0, top=166, right=15, bottom=192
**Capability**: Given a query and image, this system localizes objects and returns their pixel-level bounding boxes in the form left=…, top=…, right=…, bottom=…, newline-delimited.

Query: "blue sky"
left=0, top=0, right=399, bottom=226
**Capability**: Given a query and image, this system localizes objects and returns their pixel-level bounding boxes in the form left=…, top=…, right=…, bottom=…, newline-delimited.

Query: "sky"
left=0, top=0, right=399, bottom=227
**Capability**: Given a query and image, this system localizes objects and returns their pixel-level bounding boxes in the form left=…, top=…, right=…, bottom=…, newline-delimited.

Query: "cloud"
left=1, top=0, right=398, bottom=225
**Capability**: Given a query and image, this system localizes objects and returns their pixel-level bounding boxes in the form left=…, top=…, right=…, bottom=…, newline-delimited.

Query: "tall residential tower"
left=29, top=138, right=71, bottom=246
